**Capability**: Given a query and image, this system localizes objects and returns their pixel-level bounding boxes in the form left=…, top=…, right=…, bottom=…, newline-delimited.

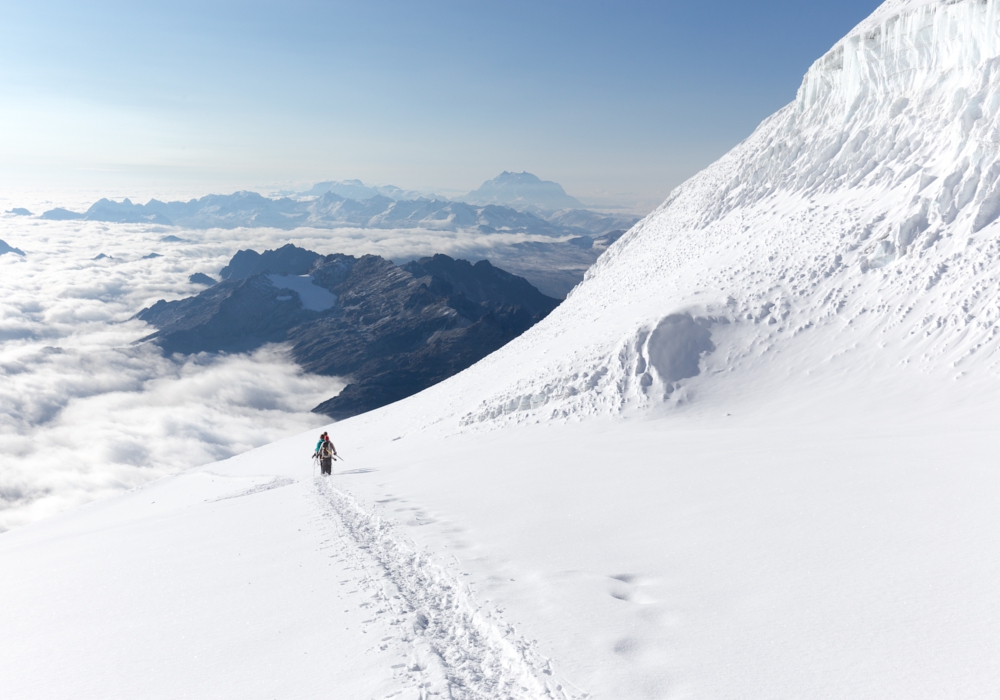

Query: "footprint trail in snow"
left=315, top=476, right=582, bottom=700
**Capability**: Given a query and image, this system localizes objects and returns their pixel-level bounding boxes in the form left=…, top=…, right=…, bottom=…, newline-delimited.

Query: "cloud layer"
left=0, top=213, right=570, bottom=531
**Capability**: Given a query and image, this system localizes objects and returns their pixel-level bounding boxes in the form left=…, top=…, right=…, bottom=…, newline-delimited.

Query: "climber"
left=314, top=432, right=337, bottom=475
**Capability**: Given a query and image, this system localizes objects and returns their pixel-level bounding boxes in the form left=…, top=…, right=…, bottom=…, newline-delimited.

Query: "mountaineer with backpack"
left=314, top=432, right=337, bottom=475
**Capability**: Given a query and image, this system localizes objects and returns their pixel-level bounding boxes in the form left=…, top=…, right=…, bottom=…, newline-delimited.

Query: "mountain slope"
left=5, top=2, right=1000, bottom=699
left=430, top=0, right=1000, bottom=427
left=136, top=245, right=559, bottom=419
left=295, top=0, right=1000, bottom=691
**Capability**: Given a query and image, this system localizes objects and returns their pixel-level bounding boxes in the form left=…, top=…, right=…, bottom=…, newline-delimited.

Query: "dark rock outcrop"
left=220, top=244, right=322, bottom=280
left=401, top=255, right=557, bottom=317
left=136, top=245, right=560, bottom=419
left=138, top=274, right=315, bottom=354
left=189, top=273, right=217, bottom=285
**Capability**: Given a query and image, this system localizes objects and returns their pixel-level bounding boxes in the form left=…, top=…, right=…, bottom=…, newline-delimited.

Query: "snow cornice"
left=797, top=0, right=1000, bottom=111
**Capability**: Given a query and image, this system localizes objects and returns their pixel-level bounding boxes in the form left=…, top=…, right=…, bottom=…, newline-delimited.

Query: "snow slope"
left=439, top=0, right=1000, bottom=426
left=4, top=375, right=997, bottom=699
left=4, top=1, right=1000, bottom=698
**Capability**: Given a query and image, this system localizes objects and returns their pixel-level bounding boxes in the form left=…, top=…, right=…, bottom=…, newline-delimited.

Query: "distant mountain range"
left=40, top=189, right=638, bottom=237
left=136, top=244, right=559, bottom=419
left=33, top=171, right=641, bottom=234
left=295, top=172, right=593, bottom=213
left=31, top=173, right=642, bottom=298
left=297, top=179, right=435, bottom=201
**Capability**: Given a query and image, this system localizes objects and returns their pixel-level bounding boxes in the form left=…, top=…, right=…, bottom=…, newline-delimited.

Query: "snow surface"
left=4, top=0, right=1000, bottom=697
left=267, top=273, right=338, bottom=312
left=3, top=377, right=998, bottom=698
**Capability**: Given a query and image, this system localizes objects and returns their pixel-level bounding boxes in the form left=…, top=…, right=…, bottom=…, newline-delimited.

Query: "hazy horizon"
left=3, top=1, right=883, bottom=213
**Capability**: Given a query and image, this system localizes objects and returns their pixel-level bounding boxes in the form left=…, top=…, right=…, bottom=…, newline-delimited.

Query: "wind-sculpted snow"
left=211, top=476, right=296, bottom=502
left=643, top=314, right=716, bottom=384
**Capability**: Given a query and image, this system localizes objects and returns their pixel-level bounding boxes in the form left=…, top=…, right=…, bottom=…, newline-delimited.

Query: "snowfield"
left=267, top=274, right=339, bottom=312
left=4, top=378, right=998, bottom=699
left=4, top=0, right=1000, bottom=697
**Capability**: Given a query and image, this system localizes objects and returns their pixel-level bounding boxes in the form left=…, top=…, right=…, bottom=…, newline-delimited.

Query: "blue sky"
left=1, top=0, right=883, bottom=210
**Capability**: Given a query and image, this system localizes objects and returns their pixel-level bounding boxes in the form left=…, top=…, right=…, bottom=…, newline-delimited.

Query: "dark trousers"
left=321, top=457, right=332, bottom=475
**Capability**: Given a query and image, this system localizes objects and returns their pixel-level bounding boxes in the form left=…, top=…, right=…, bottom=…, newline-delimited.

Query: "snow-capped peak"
left=463, top=171, right=585, bottom=212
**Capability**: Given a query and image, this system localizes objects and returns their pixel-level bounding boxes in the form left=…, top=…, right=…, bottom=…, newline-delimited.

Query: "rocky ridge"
left=136, top=245, right=559, bottom=419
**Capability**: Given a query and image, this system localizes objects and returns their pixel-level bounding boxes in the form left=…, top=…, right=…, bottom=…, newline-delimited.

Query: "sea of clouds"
left=0, top=198, right=564, bottom=531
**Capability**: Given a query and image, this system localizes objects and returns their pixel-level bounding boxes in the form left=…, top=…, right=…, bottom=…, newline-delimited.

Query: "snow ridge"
left=316, top=477, right=580, bottom=700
